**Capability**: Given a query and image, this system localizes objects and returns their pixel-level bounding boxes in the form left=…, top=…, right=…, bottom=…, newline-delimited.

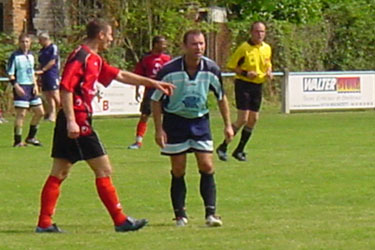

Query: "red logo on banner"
left=336, top=77, right=360, bottom=93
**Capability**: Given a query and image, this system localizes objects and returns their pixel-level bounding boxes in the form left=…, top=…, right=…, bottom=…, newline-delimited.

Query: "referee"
left=216, top=21, right=273, bottom=162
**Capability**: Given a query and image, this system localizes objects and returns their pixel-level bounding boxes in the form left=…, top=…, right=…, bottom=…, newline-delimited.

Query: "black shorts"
left=234, top=79, right=263, bottom=112
left=139, top=88, right=155, bottom=115
left=51, top=110, right=106, bottom=164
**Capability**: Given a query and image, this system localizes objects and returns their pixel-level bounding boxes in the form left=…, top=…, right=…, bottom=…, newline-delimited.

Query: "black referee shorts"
left=139, top=88, right=155, bottom=115
left=51, top=111, right=107, bottom=164
left=234, top=79, right=263, bottom=112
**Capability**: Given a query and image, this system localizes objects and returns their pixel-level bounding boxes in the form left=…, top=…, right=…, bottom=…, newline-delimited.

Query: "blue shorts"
left=161, top=113, right=213, bottom=155
left=13, top=85, right=42, bottom=108
left=41, top=75, right=59, bottom=91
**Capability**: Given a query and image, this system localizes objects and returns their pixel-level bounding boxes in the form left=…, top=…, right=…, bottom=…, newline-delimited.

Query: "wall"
left=0, top=0, right=29, bottom=34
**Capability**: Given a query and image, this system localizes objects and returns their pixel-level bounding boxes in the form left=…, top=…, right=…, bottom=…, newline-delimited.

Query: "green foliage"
left=323, top=0, right=375, bottom=70
left=0, top=33, right=18, bottom=75
left=224, top=0, right=375, bottom=72
left=268, top=20, right=329, bottom=72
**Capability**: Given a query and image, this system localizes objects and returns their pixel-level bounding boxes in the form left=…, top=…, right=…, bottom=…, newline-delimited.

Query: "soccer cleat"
left=25, top=137, right=42, bottom=146
left=127, top=142, right=142, bottom=150
left=115, top=216, right=148, bottom=232
left=174, top=217, right=188, bottom=227
left=216, top=144, right=228, bottom=161
left=205, top=215, right=223, bottom=227
left=35, top=223, right=64, bottom=233
left=13, top=142, right=27, bottom=147
left=44, top=117, right=55, bottom=123
left=232, top=151, right=247, bottom=161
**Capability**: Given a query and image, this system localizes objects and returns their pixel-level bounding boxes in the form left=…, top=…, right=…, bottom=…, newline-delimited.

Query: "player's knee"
left=33, top=106, right=44, bottom=118
left=235, top=116, right=248, bottom=127
left=16, top=112, right=26, bottom=119
left=198, top=162, right=214, bottom=174
left=94, top=166, right=112, bottom=178
left=60, top=170, right=69, bottom=179
left=248, top=114, right=259, bottom=125
left=37, top=109, right=45, bottom=118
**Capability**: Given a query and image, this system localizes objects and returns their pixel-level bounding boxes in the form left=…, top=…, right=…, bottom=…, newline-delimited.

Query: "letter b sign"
left=103, top=100, right=109, bottom=111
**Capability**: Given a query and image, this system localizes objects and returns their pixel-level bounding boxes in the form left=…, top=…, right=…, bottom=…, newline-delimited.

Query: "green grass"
left=0, top=106, right=375, bottom=249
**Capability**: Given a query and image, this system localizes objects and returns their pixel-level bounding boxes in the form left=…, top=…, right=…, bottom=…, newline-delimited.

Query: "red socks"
left=136, top=121, right=147, bottom=137
left=37, top=176, right=127, bottom=228
left=37, top=176, right=63, bottom=228
left=96, top=177, right=127, bottom=226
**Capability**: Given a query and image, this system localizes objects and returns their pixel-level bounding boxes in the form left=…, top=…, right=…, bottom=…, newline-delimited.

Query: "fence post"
left=281, top=68, right=290, bottom=114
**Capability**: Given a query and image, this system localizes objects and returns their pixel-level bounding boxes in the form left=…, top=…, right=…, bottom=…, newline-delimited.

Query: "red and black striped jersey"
left=60, top=45, right=119, bottom=115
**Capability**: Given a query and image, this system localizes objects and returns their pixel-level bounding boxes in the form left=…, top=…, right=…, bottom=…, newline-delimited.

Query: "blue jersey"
left=151, top=56, right=224, bottom=119
left=39, top=43, right=60, bottom=79
left=7, top=50, right=35, bottom=85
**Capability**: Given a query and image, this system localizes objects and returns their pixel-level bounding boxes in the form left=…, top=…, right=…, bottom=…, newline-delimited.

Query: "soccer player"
left=127, top=36, right=171, bottom=149
left=216, top=21, right=273, bottom=162
left=35, top=19, right=175, bottom=233
left=37, top=32, right=60, bottom=122
left=7, top=33, right=44, bottom=147
left=152, top=30, right=233, bottom=227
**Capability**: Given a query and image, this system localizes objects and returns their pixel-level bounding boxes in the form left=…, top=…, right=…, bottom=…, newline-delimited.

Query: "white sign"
left=92, top=80, right=144, bottom=116
left=286, top=72, right=375, bottom=112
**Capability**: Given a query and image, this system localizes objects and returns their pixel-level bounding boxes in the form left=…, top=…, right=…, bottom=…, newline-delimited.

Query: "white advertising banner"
left=287, top=71, right=375, bottom=111
left=92, top=80, right=144, bottom=116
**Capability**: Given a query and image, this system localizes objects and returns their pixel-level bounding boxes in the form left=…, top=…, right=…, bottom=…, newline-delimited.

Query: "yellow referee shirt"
left=226, top=41, right=272, bottom=84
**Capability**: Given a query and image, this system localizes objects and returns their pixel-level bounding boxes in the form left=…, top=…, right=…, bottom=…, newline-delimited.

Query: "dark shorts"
left=161, top=113, right=213, bottom=155
left=41, top=75, right=59, bottom=91
left=51, top=110, right=106, bottom=164
left=140, top=88, right=155, bottom=115
left=13, top=84, right=42, bottom=108
left=234, top=79, right=263, bottom=112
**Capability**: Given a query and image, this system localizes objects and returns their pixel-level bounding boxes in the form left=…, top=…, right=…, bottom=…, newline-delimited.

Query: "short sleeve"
left=265, top=46, right=272, bottom=69
left=98, top=60, right=120, bottom=87
left=151, top=88, right=164, bottom=102
left=226, top=43, right=245, bottom=70
left=208, top=65, right=224, bottom=100
left=51, top=44, right=59, bottom=60
left=151, top=69, right=168, bottom=102
left=7, top=53, right=16, bottom=76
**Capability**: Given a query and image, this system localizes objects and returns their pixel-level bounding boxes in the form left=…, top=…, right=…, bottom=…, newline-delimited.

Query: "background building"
left=0, top=0, right=68, bottom=35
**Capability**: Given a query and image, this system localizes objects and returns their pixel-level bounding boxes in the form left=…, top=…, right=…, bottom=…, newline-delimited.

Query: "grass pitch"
left=0, top=106, right=374, bottom=249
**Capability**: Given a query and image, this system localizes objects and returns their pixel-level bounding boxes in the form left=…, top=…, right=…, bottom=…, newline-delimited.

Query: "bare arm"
left=135, top=85, right=141, bottom=102
left=152, top=100, right=167, bottom=148
left=266, top=66, right=273, bottom=80
left=116, top=70, right=174, bottom=96
left=35, top=59, right=56, bottom=75
left=9, top=75, right=26, bottom=97
left=32, top=73, right=40, bottom=96
left=218, top=95, right=234, bottom=143
left=60, top=90, right=80, bottom=139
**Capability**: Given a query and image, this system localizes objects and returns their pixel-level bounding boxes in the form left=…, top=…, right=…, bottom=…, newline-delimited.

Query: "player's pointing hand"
left=151, top=80, right=175, bottom=96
